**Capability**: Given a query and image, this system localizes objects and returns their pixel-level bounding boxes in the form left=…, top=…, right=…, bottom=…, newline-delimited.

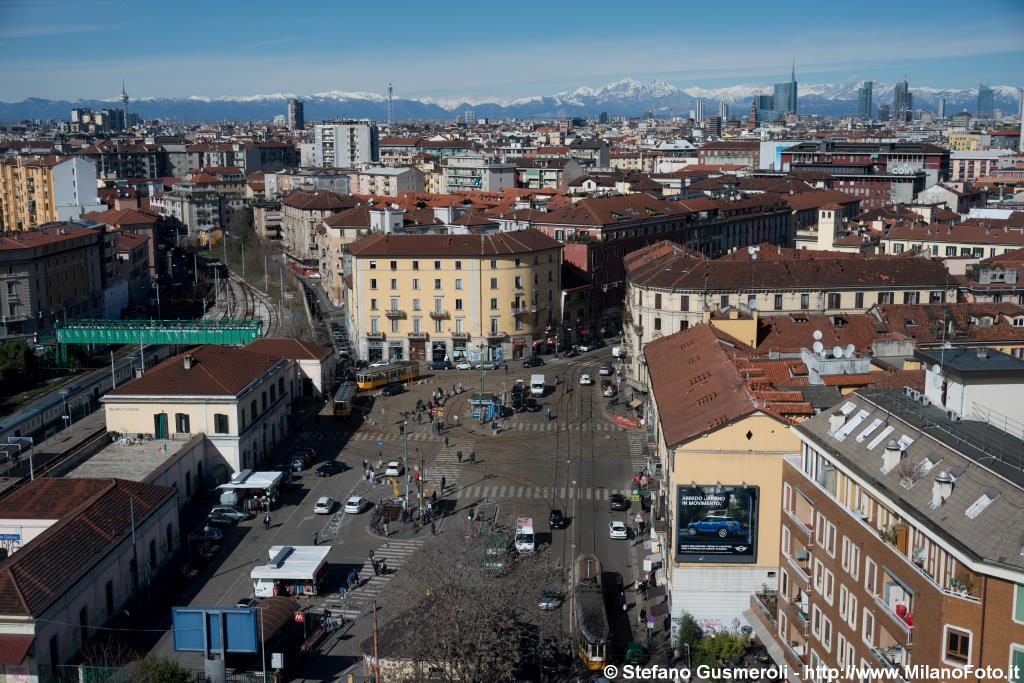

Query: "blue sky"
left=0, top=0, right=1022, bottom=101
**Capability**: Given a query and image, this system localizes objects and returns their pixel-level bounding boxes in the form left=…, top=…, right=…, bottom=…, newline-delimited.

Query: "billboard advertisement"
left=675, top=485, right=758, bottom=564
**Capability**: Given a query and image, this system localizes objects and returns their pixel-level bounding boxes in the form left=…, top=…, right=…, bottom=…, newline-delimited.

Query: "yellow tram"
left=355, top=360, right=420, bottom=390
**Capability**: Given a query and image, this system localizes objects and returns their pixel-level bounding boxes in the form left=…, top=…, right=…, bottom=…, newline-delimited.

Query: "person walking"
left=470, top=451, right=476, bottom=464
left=457, top=450, right=463, bottom=464
left=263, top=514, right=271, bottom=531
left=444, top=436, right=449, bottom=448
left=312, top=530, right=318, bottom=546
left=546, top=408, right=552, bottom=421
left=504, top=363, right=509, bottom=375
left=431, top=521, right=436, bottom=536
left=440, top=475, right=446, bottom=491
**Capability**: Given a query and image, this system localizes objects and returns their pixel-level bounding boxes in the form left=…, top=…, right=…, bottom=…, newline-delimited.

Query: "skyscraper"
left=707, top=115, right=722, bottom=138
left=754, top=94, right=775, bottom=124
left=772, top=60, right=798, bottom=115
left=857, top=81, right=873, bottom=118
left=977, top=84, right=994, bottom=118
left=938, top=98, right=946, bottom=119
left=893, top=78, right=912, bottom=122
left=287, top=98, right=305, bottom=131
left=695, top=100, right=706, bottom=123
left=878, top=103, right=891, bottom=121
left=719, top=100, right=729, bottom=119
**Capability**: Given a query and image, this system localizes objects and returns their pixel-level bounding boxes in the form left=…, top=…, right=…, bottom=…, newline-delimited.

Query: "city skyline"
left=0, top=0, right=1022, bottom=101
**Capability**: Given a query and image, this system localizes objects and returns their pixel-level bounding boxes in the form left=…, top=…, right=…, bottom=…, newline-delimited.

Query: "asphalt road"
left=150, top=348, right=660, bottom=681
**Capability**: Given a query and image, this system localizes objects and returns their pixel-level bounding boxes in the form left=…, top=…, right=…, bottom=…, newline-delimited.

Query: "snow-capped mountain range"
left=2, top=78, right=1019, bottom=122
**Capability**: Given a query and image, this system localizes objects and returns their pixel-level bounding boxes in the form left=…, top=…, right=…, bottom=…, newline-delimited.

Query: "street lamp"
left=402, top=416, right=410, bottom=512
left=59, top=390, right=72, bottom=430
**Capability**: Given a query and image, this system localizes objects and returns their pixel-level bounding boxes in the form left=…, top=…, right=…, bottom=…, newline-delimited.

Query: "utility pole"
left=479, top=343, right=485, bottom=423
left=111, top=350, right=116, bottom=390
left=403, top=418, right=410, bottom=511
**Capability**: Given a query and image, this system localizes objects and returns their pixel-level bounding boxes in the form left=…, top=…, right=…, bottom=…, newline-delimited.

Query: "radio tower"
left=387, top=83, right=394, bottom=129
left=121, top=80, right=129, bottom=127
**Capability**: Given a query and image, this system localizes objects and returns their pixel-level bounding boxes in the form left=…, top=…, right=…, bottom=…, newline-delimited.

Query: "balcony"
left=783, top=598, right=809, bottom=635
left=870, top=647, right=908, bottom=681
left=451, top=331, right=470, bottom=340
left=384, top=309, right=407, bottom=319
left=429, top=310, right=450, bottom=319
left=366, top=331, right=385, bottom=340
left=782, top=639, right=807, bottom=668
left=785, top=552, right=812, bottom=588
left=486, top=330, right=506, bottom=340
left=784, top=509, right=813, bottom=540
left=749, top=590, right=778, bottom=629
left=407, top=331, right=428, bottom=340
left=874, top=596, right=913, bottom=645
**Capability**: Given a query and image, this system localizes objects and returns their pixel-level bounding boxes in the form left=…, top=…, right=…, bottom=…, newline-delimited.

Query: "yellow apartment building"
left=0, top=156, right=102, bottom=231
left=345, top=229, right=562, bottom=363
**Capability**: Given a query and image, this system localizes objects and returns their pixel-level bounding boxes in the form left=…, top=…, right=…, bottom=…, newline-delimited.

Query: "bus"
left=332, top=382, right=358, bottom=417
left=574, top=554, right=609, bottom=670
left=354, top=361, right=420, bottom=390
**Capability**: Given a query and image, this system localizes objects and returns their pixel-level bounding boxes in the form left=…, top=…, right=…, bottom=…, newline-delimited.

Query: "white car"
left=345, top=496, right=370, bottom=513
left=385, top=461, right=403, bottom=477
left=577, top=342, right=592, bottom=352
left=369, top=359, right=391, bottom=368
left=609, top=520, right=628, bottom=539
left=455, top=360, right=473, bottom=370
left=579, top=373, right=594, bottom=386
left=599, top=363, right=614, bottom=376
left=314, top=496, right=335, bottom=514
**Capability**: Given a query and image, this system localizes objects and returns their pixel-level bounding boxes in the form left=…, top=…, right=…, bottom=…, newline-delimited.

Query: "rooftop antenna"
left=387, top=83, right=394, bottom=129
left=121, top=80, right=129, bottom=126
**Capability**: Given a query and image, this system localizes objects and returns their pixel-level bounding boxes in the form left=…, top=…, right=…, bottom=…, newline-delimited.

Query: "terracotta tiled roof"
left=0, top=635, right=34, bottom=664
left=884, top=222, right=1024, bottom=246
left=822, top=373, right=873, bottom=386
left=347, top=229, right=561, bottom=258
left=0, top=478, right=175, bottom=616
left=244, top=338, right=332, bottom=361
left=0, top=225, right=100, bottom=252
left=117, top=231, right=150, bottom=251
left=82, top=208, right=158, bottom=225
left=106, top=345, right=286, bottom=397
left=533, top=194, right=687, bottom=226
left=281, top=189, right=358, bottom=211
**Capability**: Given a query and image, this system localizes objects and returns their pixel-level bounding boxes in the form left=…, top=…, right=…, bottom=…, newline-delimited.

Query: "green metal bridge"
left=55, top=319, right=263, bottom=364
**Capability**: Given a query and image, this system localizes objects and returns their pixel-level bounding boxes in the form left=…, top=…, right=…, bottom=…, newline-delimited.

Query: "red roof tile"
left=0, top=635, right=34, bottom=664
left=106, top=345, right=286, bottom=397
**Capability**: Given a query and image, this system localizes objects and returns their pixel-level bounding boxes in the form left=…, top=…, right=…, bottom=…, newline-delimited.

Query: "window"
left=841, top=536, right=860, bottom=579
left=270, top=385, right=276, bottom=402
left=490, top=317, right=499, bottom=334
left=801, top=293, right=810, bottom=309
left=515, top=276, right=522, bottom=288
left=902, top=291, right=919, bottom=304
left=846, top=591, right=857, bottom=629
left=370, top=317, right=379, bottom=332
left=388, top=278, right=396, bottom=289
left=370, top=298, right=378, bottom=310
left=774, top=294, right=783, bottom=311
left=655, top=293, right=662, bottom=309
left=548, top=270, right=553, bottom=282
left=877, top=291, right=894, bottom=305
left=455, top=317, right=464, bottom=332
left=827, top=292, right=841, bottom=309
left=781, top=524, right=791, bottom=556
left=369, top=260, right=377, bottom=270
left=434, top=279, right=442, bottom=289
left=454, top=260, right=462, bottom=270
left=929, top=290, right=943, bottom=303
left=490, top=259, right=497, bottom=269
left=390, top=260, right=397, bottom=270
left=515, top=258, right=521, bottom=267
left=861, top=608, right=874, bottom=647
left=262, top=391, right=267, bottom=411
left=434, top=260, right=441, bottom=269
left=455, top=279, right=463, bottom=290
left=149, top=538, right=157, bottom=567
left=1015, top=584, right=1024, bottom=624
left=391, top=319, right=399, bottom=333
left=389, top=296, right=399, bottom=311
left=250, top=401, right=257, bottom=421
left=370, top=278, right=377, bottom=289
left=175, top=413, right=190, bottom=433
left=720, top=295, right=729, bottom=308
left=105, top=580, right=114, bottom=616
left=455, top=299, right=463, bottom=311
left=490, top=277, right=498, bottom=289
left=854, top=291, right=864, bottom=309
left=944, top=627, right=971, bottom=665
left=80, top=605, right=89, bottom=639
left=412, top=278, right=420, bottom=289
left=681, top=295, right=690, bottom=311
left=411, top=298, right=420, bottom=311
left=839, top=584, right=849, bottom=620
left=412, top=260, right=419, bottom=270
left=865, top=557, right=877, bottom=595
left=490, top=298, right=498, bottom=310
left=214, top=413, right=229, bottom=434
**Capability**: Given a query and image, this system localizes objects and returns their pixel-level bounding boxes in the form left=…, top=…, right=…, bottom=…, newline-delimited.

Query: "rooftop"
left=347, top=228, right=561, bottom=258
left=105, top=345, right=286, bottom=398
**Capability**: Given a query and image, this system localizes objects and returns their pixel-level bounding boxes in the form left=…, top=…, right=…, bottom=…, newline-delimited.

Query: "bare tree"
left=80, top=633, right=139, bottom=668
left=375, top=523, right=571, bottom=682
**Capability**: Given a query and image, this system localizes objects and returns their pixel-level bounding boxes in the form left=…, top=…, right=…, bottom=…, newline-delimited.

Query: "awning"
left=513, top=338, right=525, bottom=347
left=627, top=398, right=643, bottom=409
left=0, top=635, right=34, bottom=664
left=580, top=329, right=590, bottom=335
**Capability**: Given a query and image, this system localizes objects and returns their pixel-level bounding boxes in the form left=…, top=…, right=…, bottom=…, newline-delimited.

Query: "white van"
left=530, top=374, right=545, bottom=396
left=514, top=517, right=535, bottom=553
left=612, top=345, right=624, bottom=358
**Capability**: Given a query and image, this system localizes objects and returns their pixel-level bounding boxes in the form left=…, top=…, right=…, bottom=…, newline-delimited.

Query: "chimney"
left=184, top=354, right=193, bottom=370
left=931, top=470, right=954, bottom=508
left=882, top=439, right=903, bottom=472
left=828, top=409, right=846, bottom=433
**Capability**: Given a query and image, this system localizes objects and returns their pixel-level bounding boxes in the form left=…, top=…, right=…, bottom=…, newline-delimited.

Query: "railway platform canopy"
left=55, top=319, right=263, bottom=347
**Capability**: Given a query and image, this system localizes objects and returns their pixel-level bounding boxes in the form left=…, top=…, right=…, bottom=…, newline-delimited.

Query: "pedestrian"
left=440, top=475, right=446, bottom=491
left=491, top=421, right=497, bottom=434
left=369, top=550, right=375, bottom=561
left=383, top=521, right=390, bottom=537
left=444, top=436, right=449, bottom=448
left=363, top=458, right=368, bottom=471
left=546, top=408, right=552, bottom=420
left=312, top=530, right=318, bottom=545
left=431, top=490, right=437, bottom=503
left=504, top=363, right=509, bottom=375
left=431, top=522, right=436, bottom=535
left=263, top=514, right=271, bottom=531
left=639, top=607, right=647, bottom=626
left=457, top=450, right=463, bottom=464
left=470, top=451, right=476, bottom=464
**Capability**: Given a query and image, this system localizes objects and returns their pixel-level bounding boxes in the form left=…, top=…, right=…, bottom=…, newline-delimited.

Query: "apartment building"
left=264, top=168, right=351, bottom=198
left=698, top=140, right=761, bottom=167
left=950, top=150, right=1015, bottom=182
left=313, top=121, right=379, bottom=168
left=442, top=155, right=515, bottom=194
left=74, top=142, right=169, bottom=181
left=157, top=169, right=247, bottom=245
left=344, top=230, right=562, bottom=363
left=0, top=156, right=102, bottom=231
left=349, top=167, right=424, bottom=196
left=279, top=190, right=358, bottom=263
left=758, top=382, right=1024, bottom=681
left=881, top=220, right=1024, bottom=259
left=101, top=345, right=297, bottom=472
left=0, top=225, right=104, bottom=340
left=622, top=242, right=956, bottom=395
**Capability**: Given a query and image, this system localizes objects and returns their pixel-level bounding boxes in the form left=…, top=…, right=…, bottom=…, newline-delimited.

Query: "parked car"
left=210, top=505, right=253, bottom=521
left=548, top=509, right=566, bottom=529
left=292, top=447, right=317, bottom=459
left=188, top=527, right=223, bottom=543
left=562, top=347, right=578, bottom=358
left=522, top=357, right=544, bottom=368
left=478, top=360, right=497, bottom=370
left=577, top=341, right=593, bottom=352
left=315, top=461, right=347, bottom=477
left=590, top=338, right=606, bottom=349
left=609, top=493, right=630, bottom=511
left=539, top=584, right=560, bottom=610
left=579, top=373, right=594, bottom=386
left=289, top=457, right=308, bottom=471
left=686, top=515, right=747, bottom=538
left=344, top=496, right=370, bottom=513
left=428, top=360, right=452, bottom=370
left=313, top=496, right=335, bottom=514
left=385, top=461, right=403, bottom=476
left=625, top=642, right=645, bottom=664
left=206, top=513, right=236, bottom=528
left=522, top=398, right=541, bottom=412
left=235, top=598, right=259, bottom=609
left=380, top=383, right=403, bottom=396
left=608, top=520, right=628, bottom=539
left=599, top=362, right=614, bottom=376
left=369, top=359, right=391, bottom=368
left=456, top=360, right=473, bottom=370
left=602, top=383, right=617, bottom=398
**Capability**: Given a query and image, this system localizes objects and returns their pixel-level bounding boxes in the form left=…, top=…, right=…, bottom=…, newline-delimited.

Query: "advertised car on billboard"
left=675, top=486, right=758, bottom=564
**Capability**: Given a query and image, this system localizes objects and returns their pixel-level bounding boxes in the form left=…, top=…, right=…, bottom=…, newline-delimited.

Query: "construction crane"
left=657, top=106, right=677, bottom=137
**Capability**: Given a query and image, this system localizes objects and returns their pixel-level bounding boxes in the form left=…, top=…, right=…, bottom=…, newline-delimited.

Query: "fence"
left=36, top=665, right=267, bottom=683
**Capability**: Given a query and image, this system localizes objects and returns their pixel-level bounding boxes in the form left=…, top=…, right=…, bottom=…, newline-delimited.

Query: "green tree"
left=125, top=655, right=191, bottom=683
left=0, top=339, right=37, bottom=383
left=676, top=611, right=703, bottom=654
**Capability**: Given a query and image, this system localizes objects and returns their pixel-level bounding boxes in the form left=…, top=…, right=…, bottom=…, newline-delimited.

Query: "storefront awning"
left=627, top=398, right=643, bottom=409
left=217, top=470, right=283, bottom=490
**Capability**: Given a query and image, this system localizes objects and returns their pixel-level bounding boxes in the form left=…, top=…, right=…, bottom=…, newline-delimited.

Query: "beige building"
left=349, top=167, right=424, bottom=197
left=279, top=190, right=357, bottom=263
left=345, top=230, right=562, bottom=363
left=101, top=345, right=297, bottom=473
left=0, top=156, right=102, bottom=231
left=622, top=242, right=956, bottom=395
left=880, top=219, right=1024, bottom=259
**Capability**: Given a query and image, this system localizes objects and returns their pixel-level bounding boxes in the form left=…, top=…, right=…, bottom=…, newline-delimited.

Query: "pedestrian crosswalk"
left=301, top=429, right=442, bottom=443
left=330, top=538, right=425, bottom=620
left=453, top=484, right=631, bottom=501
left=503, top=421, right=618, bottom=432
left=628, top=431, right=648, bottom=475
left=425, top=440, right=474, bottom=494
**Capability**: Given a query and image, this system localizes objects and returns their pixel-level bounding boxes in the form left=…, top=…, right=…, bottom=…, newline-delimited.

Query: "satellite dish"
left=813, top=341, right=824, bottom=354
left=818, top=348, right=828, bottom=357
left=942, top=342, right=952, bottom=349
left=833, top=346, right=843, bottom=358
left=813, top=330, right=823, bottom=340
left=933, top=375, right=943, bottom=388
left=931, top=364, right=941, bottom=374
left=747, top=246, right=756, bottom=255
left=845, top=344, right=855, bottom=358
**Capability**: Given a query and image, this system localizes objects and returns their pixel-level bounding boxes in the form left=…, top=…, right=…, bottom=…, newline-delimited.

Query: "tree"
left=378, top=521, right=571, bottom=682
left=676, top=610, right=703, bottom=659
left=125, top=655, right=191, bottom=683
left=0, top=339, right=37, bottom=383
